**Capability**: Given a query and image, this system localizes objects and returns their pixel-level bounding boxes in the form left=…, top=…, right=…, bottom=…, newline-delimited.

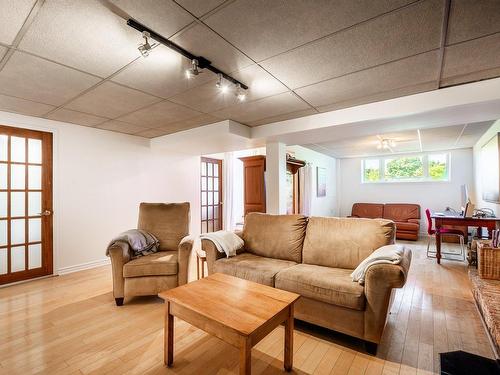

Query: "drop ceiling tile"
left=247, top=108, right=317, bottom=127
left=0, top=51, right=101, bottom=106
left=65, top=81, right=161, bottom=118
left=117, top=100, right=203, bottom=128
left=175, top=0, right=226, bottom=17
left=111, top=45, right=212, bottom=98
left=110, top=0, right=195, bottom=37
left=260, top=0, right=444, bottom=89
left=134, top=128, right=173, bottom=138
left=0, top=93, right=55, bottom=116
left=157, top=113, right=220, bottom=134
left=205, top=0, right=414, bottom=61
left=46, top=108, right=108, bottom=127
left=212, top=92, right=310, bottom=124
left=441, top=33, right=500, bottom=87
left=447, top=0, right=500, bottom=45
left=18, top=0, right=143, bottom=77
left=169, top=64, right=289, bottom=113
left=0, top=0, right=36, bottom=44
left=97, top=119, right=148, bottom=134
left=296, top=51, right=440, bottom=108
left=171, top=23, right=253, bottom=73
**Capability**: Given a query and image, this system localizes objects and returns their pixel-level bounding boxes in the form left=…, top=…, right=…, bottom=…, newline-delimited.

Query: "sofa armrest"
left=178, top=235, right=194, bottom=285
left=108, top=243, right=131, bottom=299
left=407, top=219, right=420, bottom=225
left=202, top=238, right=225, bottom=275
left=363, top=248, right=412, bottom=343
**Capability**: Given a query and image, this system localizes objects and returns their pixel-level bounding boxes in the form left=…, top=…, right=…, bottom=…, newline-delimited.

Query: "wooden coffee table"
left=159, top=273, right=300, bottom=374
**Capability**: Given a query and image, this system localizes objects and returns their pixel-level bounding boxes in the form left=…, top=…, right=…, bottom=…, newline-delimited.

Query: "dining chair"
left=425, top=209, right=466, bottom=261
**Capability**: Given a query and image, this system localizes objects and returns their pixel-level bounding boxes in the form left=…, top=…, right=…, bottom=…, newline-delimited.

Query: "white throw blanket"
left=200, top=230, right=244, bottom=257
left=351, top=244, right=404, bottom=284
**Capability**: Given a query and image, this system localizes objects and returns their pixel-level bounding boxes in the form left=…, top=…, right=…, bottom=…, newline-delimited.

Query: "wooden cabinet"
left=239, top=156, right=266, bottom=215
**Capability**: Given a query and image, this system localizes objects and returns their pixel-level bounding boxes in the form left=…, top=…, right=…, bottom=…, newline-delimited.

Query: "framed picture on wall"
left=316, top=167, right=326, bottom=197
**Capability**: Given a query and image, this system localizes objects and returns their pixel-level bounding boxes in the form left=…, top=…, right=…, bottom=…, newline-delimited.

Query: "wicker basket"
left=477, top=241, right=500, bottom=280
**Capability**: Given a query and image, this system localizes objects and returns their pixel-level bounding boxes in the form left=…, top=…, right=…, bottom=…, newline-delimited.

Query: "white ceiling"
left=305, top=121, right=494, bottom=158
left=0, top=0, right=499, bottom=138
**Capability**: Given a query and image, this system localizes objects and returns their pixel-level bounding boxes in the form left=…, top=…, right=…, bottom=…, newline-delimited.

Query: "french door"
left=201, top=157, right=223, bottom=233
left=0, top=125, right=53, bottom=285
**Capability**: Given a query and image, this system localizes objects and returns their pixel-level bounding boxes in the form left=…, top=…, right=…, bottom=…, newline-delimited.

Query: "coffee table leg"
left=164, top=301, right=174, bottom=367
left=240, top=336, right=251, bottom=375
left=284, top=305, right=293, bottom=372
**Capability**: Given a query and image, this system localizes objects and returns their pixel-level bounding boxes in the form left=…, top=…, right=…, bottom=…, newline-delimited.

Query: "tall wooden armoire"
left=239, top=155, right=266, bottom=215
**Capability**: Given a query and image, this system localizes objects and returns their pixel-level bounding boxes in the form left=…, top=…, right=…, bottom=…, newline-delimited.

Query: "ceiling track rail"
left=127, top=18, right=249, bottom=90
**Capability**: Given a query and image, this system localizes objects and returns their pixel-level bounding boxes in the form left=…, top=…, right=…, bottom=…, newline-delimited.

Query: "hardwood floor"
left=0, top=239, right=495, bottom=374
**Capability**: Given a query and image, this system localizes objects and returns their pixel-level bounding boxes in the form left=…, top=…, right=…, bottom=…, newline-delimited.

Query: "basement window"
left=362, top=153, right=449, bottom=183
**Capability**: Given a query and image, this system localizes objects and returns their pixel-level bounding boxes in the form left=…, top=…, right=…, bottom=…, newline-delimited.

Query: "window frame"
left=361, top=152, right=450, bottom=184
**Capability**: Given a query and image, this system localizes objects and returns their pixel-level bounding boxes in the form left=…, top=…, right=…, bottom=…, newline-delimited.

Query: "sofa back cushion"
left=137, top=202, right=190, bottom=251
left=351, top=203, right=384, bottom=218
left=383, top=204, right=420, bottom=222
left=303, top=217, right=395, bottom=269
left=243, top=213, right=307, bottom=262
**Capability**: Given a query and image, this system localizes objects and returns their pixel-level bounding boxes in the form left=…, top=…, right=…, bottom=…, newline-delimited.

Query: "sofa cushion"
left=123, top=251, right=178, bottom=278
left=242, top=213, right=307, bottom=262
left=214, top=252, right=297, bottom=286
left=383, top=204, right=420, bottom=222
left=351, top=203, right=384, bottom=219
left=137, top=202, right=189, bottom=251
left=395, top=221, right=419, bottom=231
left=275, top=264, right=365, bottom=310
left=303, top=217, right=395, bottom=269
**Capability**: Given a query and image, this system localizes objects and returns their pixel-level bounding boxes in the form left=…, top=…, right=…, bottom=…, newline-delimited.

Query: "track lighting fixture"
left=127, top=18, right=249, bottom=92
left=137, top=31, right=153, bottom=57
left=235, top=84, right=246, bottom=102
left=185, top=59, right=200, bottom=79
left=377, top=139, right=396, bottom=150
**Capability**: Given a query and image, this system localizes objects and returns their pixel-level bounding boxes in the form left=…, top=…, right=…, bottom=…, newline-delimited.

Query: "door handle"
left=38, top=210, right=52, bottom=216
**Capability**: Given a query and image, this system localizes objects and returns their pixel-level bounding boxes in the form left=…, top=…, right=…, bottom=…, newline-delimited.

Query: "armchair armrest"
left=108, top=242, right=131, bottom=299
left=363, top=248, right=412, bottom=343
left=178, top=235, right=194, bottom=285
left=202, top=239, right=225, bottom=275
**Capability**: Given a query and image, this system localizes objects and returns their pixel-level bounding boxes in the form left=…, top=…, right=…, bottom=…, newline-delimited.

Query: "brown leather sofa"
left=202, top=213, right=412, bottom=353
left=350, top=203, right=420, bottom=241
left=108, top=202, right=193, bottom=306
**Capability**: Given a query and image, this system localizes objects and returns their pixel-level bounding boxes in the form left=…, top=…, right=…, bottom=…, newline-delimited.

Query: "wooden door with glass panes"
left=0, top=125, right=53, bottom=285
left=201, top=158, right=222, bottom=233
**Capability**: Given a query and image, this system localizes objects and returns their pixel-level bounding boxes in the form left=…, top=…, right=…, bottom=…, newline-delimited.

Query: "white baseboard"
left=57, top=258, right=110, bottom=275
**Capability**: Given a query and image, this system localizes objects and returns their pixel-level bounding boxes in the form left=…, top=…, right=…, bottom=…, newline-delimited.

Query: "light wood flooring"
left=0, top=240, right=495, bottom=374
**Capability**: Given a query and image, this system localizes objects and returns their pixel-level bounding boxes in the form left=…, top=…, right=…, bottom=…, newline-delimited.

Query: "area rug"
left=440, top=350, right=499, bottom=375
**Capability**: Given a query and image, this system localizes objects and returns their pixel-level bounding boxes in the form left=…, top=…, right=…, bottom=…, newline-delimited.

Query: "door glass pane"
left=214, top=220, right=219, bottom=231
left=0, top=220, right=6, bottom=246
left=28, top=192, right=41, bottom=216
left=201, top=177, right=206, bottom=191
left=214, top=165, right=218, bottom=177
left=201, top=221, right=207, bottom=234
left=11, top=164, right=25, bottom=189
left=28, top=139, right=42, bottom=164
left=201, top=192, right=206, bottom=206
left=29, top=218, right=41, bottom=242
left=0, top=192, right=6, bottom=217
left=214, top=193, right=219, bottom=205
left=201, top=207, right=207, bottom=220
left=11, top=219, right=25, bottom=244
left=208, top=177, right=213, bottom=191
left=214, top=208, right=219, bottom=219
left=208, top=206, right=213, bottom=220
left=29, top=244, right=42, bottom=269
left=11, top=246, right=25, bottom=272
left=208, top=193, right=213, bottom=205
left=0, top=164, right=6, bottom=189
left=213, top=178, right=219, bottom=191
left=0, top=248, right=6, bottom=274
left=28, top=165, right=41, bottom=190
left=208, top=221, right=214, bottom=232
left=11, top=136, right=25, bottom=162
left=11, top=192, right=25, bottom=217
left=201, top=162, right=207, bottom=176
left=207, top=163, right=212, bottom=176
left=0, top=135, right=7, bottom=161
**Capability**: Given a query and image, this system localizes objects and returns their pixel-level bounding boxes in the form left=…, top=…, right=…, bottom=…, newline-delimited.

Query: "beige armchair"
left=108, top=202, right=193, bottom=306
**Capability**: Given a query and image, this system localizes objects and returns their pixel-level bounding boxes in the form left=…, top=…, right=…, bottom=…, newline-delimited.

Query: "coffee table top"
left=159, top=273, right=300, bottom=336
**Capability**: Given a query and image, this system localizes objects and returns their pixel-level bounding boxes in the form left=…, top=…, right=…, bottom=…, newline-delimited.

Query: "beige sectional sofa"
left=202, top=213, right=412, bottom=354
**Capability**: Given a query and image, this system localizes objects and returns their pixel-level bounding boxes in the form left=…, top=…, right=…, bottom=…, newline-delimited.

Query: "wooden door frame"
left=0, top=125, right=53, bottom=285
left=200, top=157, right=223, bottom=232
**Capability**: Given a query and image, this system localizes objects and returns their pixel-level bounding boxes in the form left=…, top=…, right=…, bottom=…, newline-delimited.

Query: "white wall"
left=287, top=145, right=338, bottom=217
left=338, top=148, right=473, bottom=231
left=0, top=111, right=200, bottom=274
left=472, top=119, right=500, bottom=216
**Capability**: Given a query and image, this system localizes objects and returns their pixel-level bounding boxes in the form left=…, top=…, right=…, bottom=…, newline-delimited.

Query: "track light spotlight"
left=235, top=84, right=246, bottom=101
left=137, top=31, right=153, bottom=57
left=216, top=73, right=229, bottom=93
left=185, top=59, right=200, bottom=79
